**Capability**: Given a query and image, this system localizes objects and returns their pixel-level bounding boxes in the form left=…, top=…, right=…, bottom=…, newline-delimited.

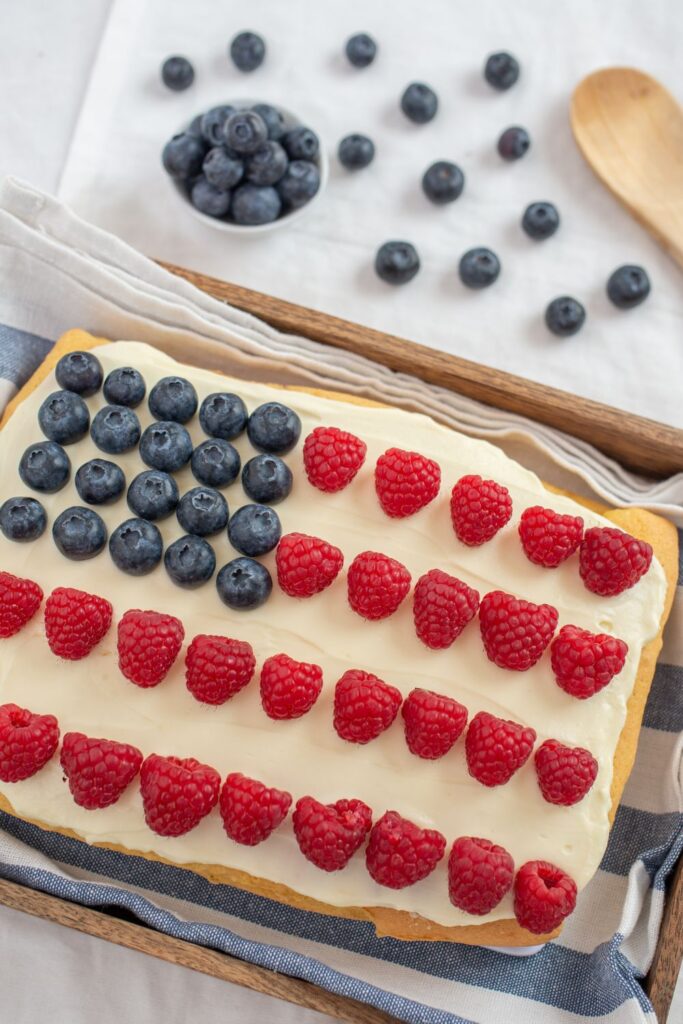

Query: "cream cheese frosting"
left=0, top=341, right=667, bottom=927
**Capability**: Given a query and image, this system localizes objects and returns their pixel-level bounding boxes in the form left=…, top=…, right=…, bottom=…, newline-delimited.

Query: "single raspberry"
left=60, top=732, right=143, bottom=809
left=347, top=550, right=411, bottom=620
left=550, top=624, right=628, bottom=699
left=401, top=688, right=468, bottom=759
left=518, top=506, right=584, bottom=568
left=303, top=426, right=367, bottom=493
left=0, top=703, right=59, bottom=782
left=465, top=711, right=536, bottom=787
left=333, top=669, right=402, bottom=744
left=140, top=753, right=220, bottom=836
left=0, top=571, right=43, bottom=638
left=260, top=653, right=323, bottom=719
left=412, top=569, right=479, bottom=649
left=44, top=587, right=113, bottom=660
left=450, top=474, right=512, bottom=546
left=185, top=634, right=256, bottom=705
left=374, top=447, right=441, bottom=518
left=513, top=860, right=577, bottom=934
left=276, top=532, right=344, bottom=598
left=448, top=836, right=515, bottom=914
left=534, top=739, right=598, bottom=806
left=479, top=590, right=558, bottom=671
left=365, top=810, right=446, bottom=889
left=219, top=772, right=292, bottom=846
left=117, top=609, right=184, bottom=688
left=293, top=795, right=372, bottom=871
left=579, top=526, right=653, bottom=596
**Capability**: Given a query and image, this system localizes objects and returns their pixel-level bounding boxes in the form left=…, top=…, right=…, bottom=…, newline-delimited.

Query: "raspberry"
left=117, top=609, right=184, bottom=688
left=260, top=653, right=323, bottom=719
left=579, top=526, right=653, bottom=596
left=140, top=753, right=220, bottom=836
left=276, top=532, right=344, bottom=598
left=465, top=711, right=536, bottom=787
left=374, top=447, right=441, bottom=518
left=333, top=669, right=402, bottom=744
left=448, top=836, right=515, bottom=914
left=44, top=587, right=113, bottom=660
left=60, top=732, right=142, bottom=809
left=365, top=810, right=446, bottom=889
left=219, top=772, right=292, bottom=845
left=401, top=688, right=468, bottom=759
left=534, top=739, right=598, bottom=805
left=479, top=590, right=558, bottom=671
left=0, top=571, right=43, bottom=638
left=185, top=634, right=256, bottom=705
left=518, top=506, right=584, bottom=568
left=303, top=426, right=367, bottom=493
left=450, top=475, right=512, bottom=546
left=513, top=860, right=577, bottom=934
left=347, top=550, right=411, bottom=621
left=0, top=703, right=59, bottom=782
left=412, top=569, right=479, bottom=649
left=550, top=624, right=628, bottom=699
left=293, top=795, right=372, bottom=871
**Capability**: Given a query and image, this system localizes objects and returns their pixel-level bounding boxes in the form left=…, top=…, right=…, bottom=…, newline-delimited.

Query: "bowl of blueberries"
left=162, top=100, right=328, bottom=232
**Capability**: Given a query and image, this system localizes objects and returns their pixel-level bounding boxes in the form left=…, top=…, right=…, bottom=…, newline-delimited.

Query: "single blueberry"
left=199, top=392, right=248, bottom=439
left=55, top=351, right=103, bottom=397
left=375, top=240, right=420, bottom=285
left=459, top=247, right=501, bottom=289
left=247, top=401, right=301, bottom=454
left=75, top=459, right=126, bottom=505
left=200, top=106, right=235, bottom=147
left=545, top=296, right=586, bottom=337
left=216, top=556, right=272, bottom=610
left=498, top=126, right=530, bottom=161
left=484, top=52, right=520, bottom=91
left=38, top=390, right=90, bottom=445
left=52, top=506, right=107, bottom=561
left=228, top=504, right=281, bottom=557
left=190, top=176, right=232, bottom=218
left=224, top=111, right=268, bottom=154
left=422, top=161, right=465, bottom=204
left=522, top=201, right=560, bottom=240
left=229, top=31, right=266, bottom=72
left=127, top=469, right=179, bottom=521
left=245, top=141, right=288, bottom=186
left=188, top=113, right=204, bottom=137
left=276, top=161, right=319, bottom=210
left=103, top=367, right=146, bottom=407
left=148, top=376, right=198, bottom=423
left=139, top=421, right=193, bottom=472
left=109, top=518, right=163, bottom=576
left=251, top=103, right=285, bottom=141
left=164, top=535, right=216, bottom=588
left=242, top=454, right=292, bottom=504
left=338, top=134, right=375, bottom=170
left=191, top=438, right=241, bottom=487
left=0, top=496, right=47, bottom=542
left=177, top=485, right=229, bottom=536
left=162, top=132, right=207, bottom=179
left=203, top=147, right=244, bottom=190
left=231, top=184, right=282, bottom=224
left=282, top=126, right=319, bottom=162
left=91, top=404, right=141, bottom=454
left=607, top=265, right=651, bottom=309
left=161, top=56, right=194, bottom=91
left=19, top=440, right=70, bottom=493
left=345, top=33, right=377, bottom=68
left=401, top=83, right=438, bottom=124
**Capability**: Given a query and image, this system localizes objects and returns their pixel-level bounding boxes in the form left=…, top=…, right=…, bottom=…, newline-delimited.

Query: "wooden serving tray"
left=0, top=264, right=681, bottom=1024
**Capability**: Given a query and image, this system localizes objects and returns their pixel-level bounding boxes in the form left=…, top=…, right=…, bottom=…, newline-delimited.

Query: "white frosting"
left=0, top=341, right=667, bottom=927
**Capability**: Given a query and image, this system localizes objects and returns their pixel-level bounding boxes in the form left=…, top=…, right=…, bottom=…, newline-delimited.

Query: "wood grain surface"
left=646, top=854, right=683, bottom=1023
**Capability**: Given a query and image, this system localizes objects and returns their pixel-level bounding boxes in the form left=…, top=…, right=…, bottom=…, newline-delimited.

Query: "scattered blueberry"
left=228, top=504, right=281, bottom=557
left=345, top=33, right=377, bottom=68
left=139, top=421, right=193, bottom=472
left=75, top=459, right=126, bottom=505
left=277, top=161, right=320, bottom=210
left=203, top=147, right=244, bottom=190
left=545, top=296, right=586, bottom=337
left=177, top=486, right=229, bottom=536
left=191, top=438, right=241, bottom=487
left=91, top=405, right=141, bottom=454
left=522, top=201, right=560, bottom=240
left=607, top=265, right=651, bottom=309
left=375, top=240, right=420, bottom=285
left=338, top=134, right=375, bottom=170
left=282, top=127, right=319, bottom=162
left=224, top=111, right=268, bottom=154
left=242, top=454, right=292, bottom=504
left=164, top=535, right=216, bottom=588
left=190, top=176, right=232, bottom=218
left=216, top=556, right=272, bottom=610
left=161, top=56, right=195, bottom=92
left=251, top=103, right=285, bottom=141
left=246, top=141, right=288, bottom=185
left=19, top=440, right=70, bottom=493
left=484, top=52, right=520, bottom=91
left=38, top=390, right=90, bottom=445
left=0, top=496, right=47, bottom=542
left=232, top=184, right=282, bottom=224
left=148, top=376, right=198, bottom=423
left=55, top=351, right=103, bottom=397
left=400, top=83, right=438, bottom=124
left=247, top=402, right=301, bottom=454
left=422, top=161, right=465, bottom=205
left=229, top=31, right=266, bottom=72
left=498, top=126, right=530, bottom=161
left=127, top=470, right=179, bottom=521
left=459, top=247, right=501, bottom=289
left=162, top=133, right=206, bottom=179
left=200, top=106, right=235, bottom=147
left=52, top=507, right=107, bottom=561
left=109, top=518, right=163, bottom=576
left=103, top=367, right=146, bottom=407
left=199, top=392, right=248, bottom=439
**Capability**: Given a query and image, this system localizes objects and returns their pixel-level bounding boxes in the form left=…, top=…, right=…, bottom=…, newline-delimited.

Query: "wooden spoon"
left=571, top=67, right=683, bottom=268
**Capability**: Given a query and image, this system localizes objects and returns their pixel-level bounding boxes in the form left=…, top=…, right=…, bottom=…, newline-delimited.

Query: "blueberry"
left=224, top=111, right=268, bottom=155
left=345, top=33, right=377, bottom=68
left=247, top=401, right=301, bottom=454
left=164, top=535, right=216, bottom=588
left=242, top=454, right=292, bottom=504
left=200, top=106, right=235, bottom=147
left=522, top=201, right=560, bottom=240
left=216, top=556, right=272, bottom=610
left=203, top=147, right=244, bottom=190
left=109, top=518, right=162, bottom=575
left=422, top=161, right=465, bottom=205
left=19, top=440, right=70, bottom=493
left=228, top=504, right=281, bottom=556
left=191, top=438, right=241, bottom=487
left=607, top=265, right=651, bottom=309
left=231, top=184, right=282, bottom=224
left=545, top=296, right=586, bottom=337
left=484, top=52, right=520, bottom=91
left=459, top=247, right=501, bottom=289
left=139, top=421, right=193, bottom=472
left=338, top=134, right=375, bottom=170
left=177, top=486, right=229, bottom=536
left=75, top=459, right=126, bottom=505
left=52, top=507, right=107, bottom=561
left=161, top=56, right=194, bottom=91
left=199, top=392, right=248, bottom=439
left=38, top=390, right=90, bottom=445
left=245, top=141, right=288, bottom=186
left=127, top=470, right=179, bottom=521
left=401, top=83, right=438, bottom=124
left=190, top=176, right=232, bottom=218
left=91, top=405, right=141, bottom=454
left=229, top=31, right=266, bottom=72
left=55, top=351, right=103, bottom=397
left=251, top=103, right=285, bottom=141
left=162, top=132, right=206, bottom=179
left=148, top=376, right=198, bottom=423
left=498, top=126, right=530, bottom=161
left=103, top=367, right=146, bottom=407
left=0, top=496, right=47, bottom=542
left=375, top=241, right=420, bottom=285
left=276, top=161, right=319, bottom=210
left=188, top=113, right=204, bottom=137
left=282, top=127, right=319, bottom=162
